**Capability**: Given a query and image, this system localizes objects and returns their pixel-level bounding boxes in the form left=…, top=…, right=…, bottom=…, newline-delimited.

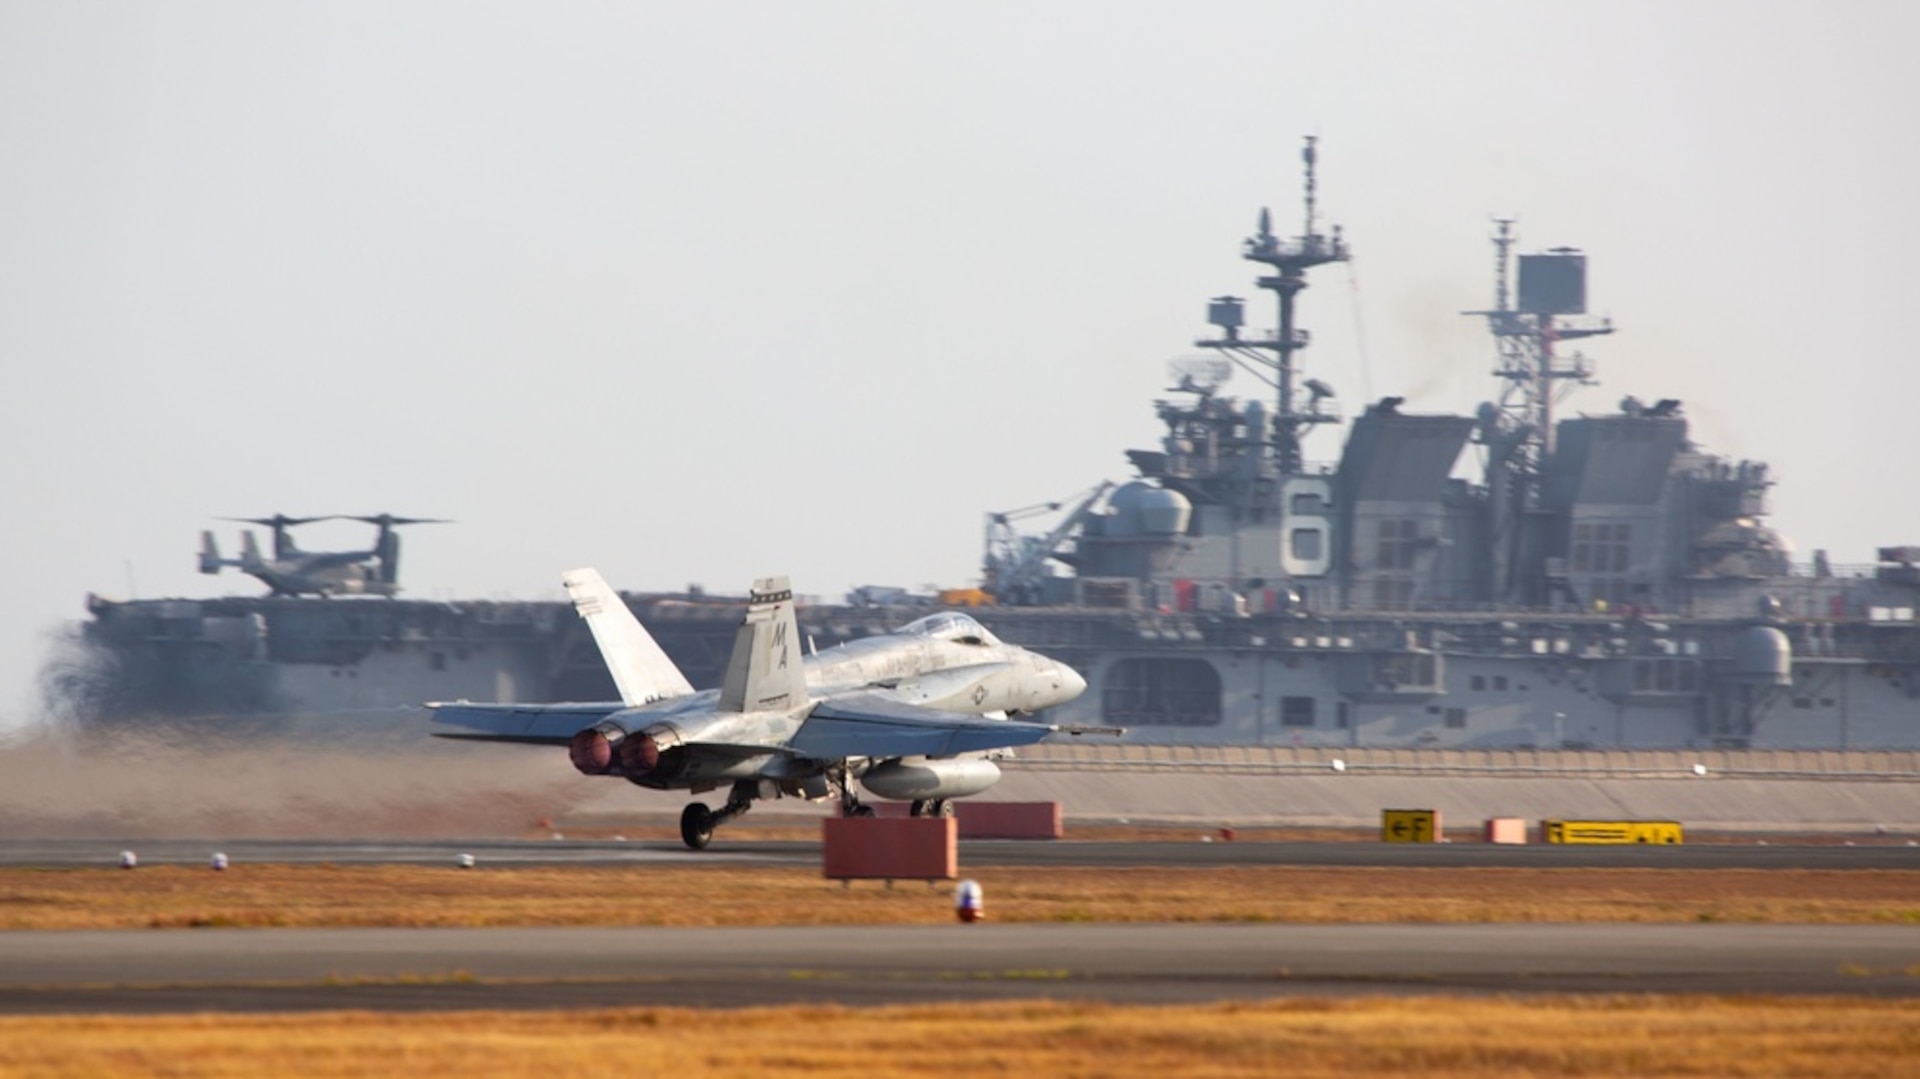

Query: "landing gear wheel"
left=679, top=802, right=715, bottom=850
left=832, top=764, right=872, bottom=819
left=930, top=799, right=954, bottom=819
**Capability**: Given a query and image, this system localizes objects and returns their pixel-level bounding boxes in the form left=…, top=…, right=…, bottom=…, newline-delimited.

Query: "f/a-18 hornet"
left=429, top=569, right=1106, bottom=848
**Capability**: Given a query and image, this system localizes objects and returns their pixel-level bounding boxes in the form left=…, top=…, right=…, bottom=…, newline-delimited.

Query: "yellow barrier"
left=1381, top=808, right=1440, bottom=843
left=1541, top=819, right=1683, bottom=845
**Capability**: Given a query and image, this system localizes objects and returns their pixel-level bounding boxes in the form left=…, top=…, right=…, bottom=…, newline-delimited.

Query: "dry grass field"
left=2, top=996, right=1916, bottom=1078
left=0, top=863, right=1914, bottom=930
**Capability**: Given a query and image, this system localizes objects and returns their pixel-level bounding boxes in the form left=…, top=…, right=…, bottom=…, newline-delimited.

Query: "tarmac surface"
left=4, top=923, right=1916, bottom=1013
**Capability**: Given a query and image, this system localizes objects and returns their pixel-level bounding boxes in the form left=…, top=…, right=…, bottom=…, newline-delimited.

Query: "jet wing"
left=787, top=691, right=1060, bottom=760
left=427, top=701, right=620, bottom=745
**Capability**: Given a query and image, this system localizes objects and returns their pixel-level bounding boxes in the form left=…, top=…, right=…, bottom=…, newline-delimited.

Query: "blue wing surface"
left=428, top=702, right=621, bottom=745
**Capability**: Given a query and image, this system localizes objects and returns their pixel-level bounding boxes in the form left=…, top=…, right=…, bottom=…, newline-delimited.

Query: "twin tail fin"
left=562, top=567, right=696, bottom=705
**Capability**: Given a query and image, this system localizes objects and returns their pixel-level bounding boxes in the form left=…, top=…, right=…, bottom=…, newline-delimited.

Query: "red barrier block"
left=1484, top=817, right=1528, bottom=845
left=955, top=801, right=1063, bottom=840
left=821, top=817, right=957, bottom=881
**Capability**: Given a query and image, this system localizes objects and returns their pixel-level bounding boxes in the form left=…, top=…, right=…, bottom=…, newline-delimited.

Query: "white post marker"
left=456, top=853, right=476, bottom=869
left=210, top=852, right=229, bottom=871
left=118, top=850, right=137, bottom=869
left=955, top=879, right=983, bottom=923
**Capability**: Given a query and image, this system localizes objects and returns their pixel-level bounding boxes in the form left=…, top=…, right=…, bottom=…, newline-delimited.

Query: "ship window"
left=1290, top=492, right=1328, bottom=515
left=1374, top=652, right=1439, bottom=689
left=1336, top=702, right=1350, bottom=729
left=1290, top=528, right=1323, bottom=561
left=1444, top=707, right=1466, bottom=729
left=429, top=651, right=447, bottom=671
left=1633, top=658, right=1699, bottom=694
left=1102, top=658, right=1222, bottom=727
left=1281, top=696, right=1315, bottom=727
left=1492, top=675, right=1508, bottom=691
left=1470, top=675, right=1486, bottom=691
left=1571, top=522, right=1632, bottom=575
left=1376, top=519, right=1419, bottom=571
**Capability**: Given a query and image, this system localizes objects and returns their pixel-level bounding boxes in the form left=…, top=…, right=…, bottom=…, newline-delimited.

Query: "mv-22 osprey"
left=429, top=569, right=1108, bottom=848
left=199, top=514, right=446, bottom=597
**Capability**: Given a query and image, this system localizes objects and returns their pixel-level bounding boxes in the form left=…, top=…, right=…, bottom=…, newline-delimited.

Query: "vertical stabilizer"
left=717, top=576, right=809, bottom=713
left=198, top=531, right=223, bottom=574
left=561, top=567, right=696, bottom=705
left=239, top=531, right=266, bottom=571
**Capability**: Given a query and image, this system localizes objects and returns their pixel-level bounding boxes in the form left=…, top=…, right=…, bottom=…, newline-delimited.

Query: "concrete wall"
left=996, top=744, right=1920, bottom=832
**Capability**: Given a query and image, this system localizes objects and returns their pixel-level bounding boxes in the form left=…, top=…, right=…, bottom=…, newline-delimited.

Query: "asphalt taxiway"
left=3, top=923, right=1915, bottom=1014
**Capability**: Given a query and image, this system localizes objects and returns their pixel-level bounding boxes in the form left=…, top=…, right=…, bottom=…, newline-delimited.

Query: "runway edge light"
left=955, top=879, right=984, bottom=923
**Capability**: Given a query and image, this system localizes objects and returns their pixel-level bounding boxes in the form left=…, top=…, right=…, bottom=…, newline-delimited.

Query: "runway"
left=3, top=923, right=1915, bottom=1014
left=5, top=837, right=1913, bottom=1014
left=3, top=835, right=1916, bottom=870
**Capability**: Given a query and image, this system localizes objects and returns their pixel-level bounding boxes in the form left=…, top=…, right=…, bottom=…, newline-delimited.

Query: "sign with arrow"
left=1381, top=808, right=1440, bottom=843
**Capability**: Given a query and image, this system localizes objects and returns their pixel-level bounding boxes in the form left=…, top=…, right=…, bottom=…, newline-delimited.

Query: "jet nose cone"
left=1059, top=665, right=1088, bottom=701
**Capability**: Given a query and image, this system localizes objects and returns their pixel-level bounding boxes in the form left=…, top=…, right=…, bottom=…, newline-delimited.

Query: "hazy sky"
left=3, top=2, right=1916, bottom=725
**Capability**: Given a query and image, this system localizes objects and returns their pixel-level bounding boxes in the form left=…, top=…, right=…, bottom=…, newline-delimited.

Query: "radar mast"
left=1465, top=219, right=1615, bottom=601
left=1195, top=136, right=1350, bottom=473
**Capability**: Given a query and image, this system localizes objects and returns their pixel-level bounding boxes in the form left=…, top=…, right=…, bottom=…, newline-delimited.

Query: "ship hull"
left=48, top=596, right=1920, bottom=750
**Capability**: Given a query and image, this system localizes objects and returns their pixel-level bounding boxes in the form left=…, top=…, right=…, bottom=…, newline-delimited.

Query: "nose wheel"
left=831, top=764, right=875, bottom=818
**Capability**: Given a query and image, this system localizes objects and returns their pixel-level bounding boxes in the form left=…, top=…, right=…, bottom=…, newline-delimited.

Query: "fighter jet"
left=429, top=568, right=1103, bottom=849
left=199, top=514, right=446, bottom=597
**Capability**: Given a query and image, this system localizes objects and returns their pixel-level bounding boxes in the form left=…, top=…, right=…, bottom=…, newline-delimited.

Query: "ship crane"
left=982, top=482, right=1115, bottom=605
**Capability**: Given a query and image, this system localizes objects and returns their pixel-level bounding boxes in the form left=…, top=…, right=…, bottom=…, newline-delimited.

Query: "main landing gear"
left=678, top=781, right=756, bottom=850
left=830, top=764, right=952, bottom=820
left=676, top=768, right=956, bottom=849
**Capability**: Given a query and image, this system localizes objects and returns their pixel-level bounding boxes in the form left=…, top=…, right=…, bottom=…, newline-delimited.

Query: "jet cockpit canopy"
left=896, top=611, right=1001, bottom=647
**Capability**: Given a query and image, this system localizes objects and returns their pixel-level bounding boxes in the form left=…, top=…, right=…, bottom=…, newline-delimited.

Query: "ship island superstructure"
left=50, top=142, right=1920, bottom=748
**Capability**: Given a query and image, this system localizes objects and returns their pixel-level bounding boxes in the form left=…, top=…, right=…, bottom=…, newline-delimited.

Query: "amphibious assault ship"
left=50, top=142, right=1920, bottom=748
